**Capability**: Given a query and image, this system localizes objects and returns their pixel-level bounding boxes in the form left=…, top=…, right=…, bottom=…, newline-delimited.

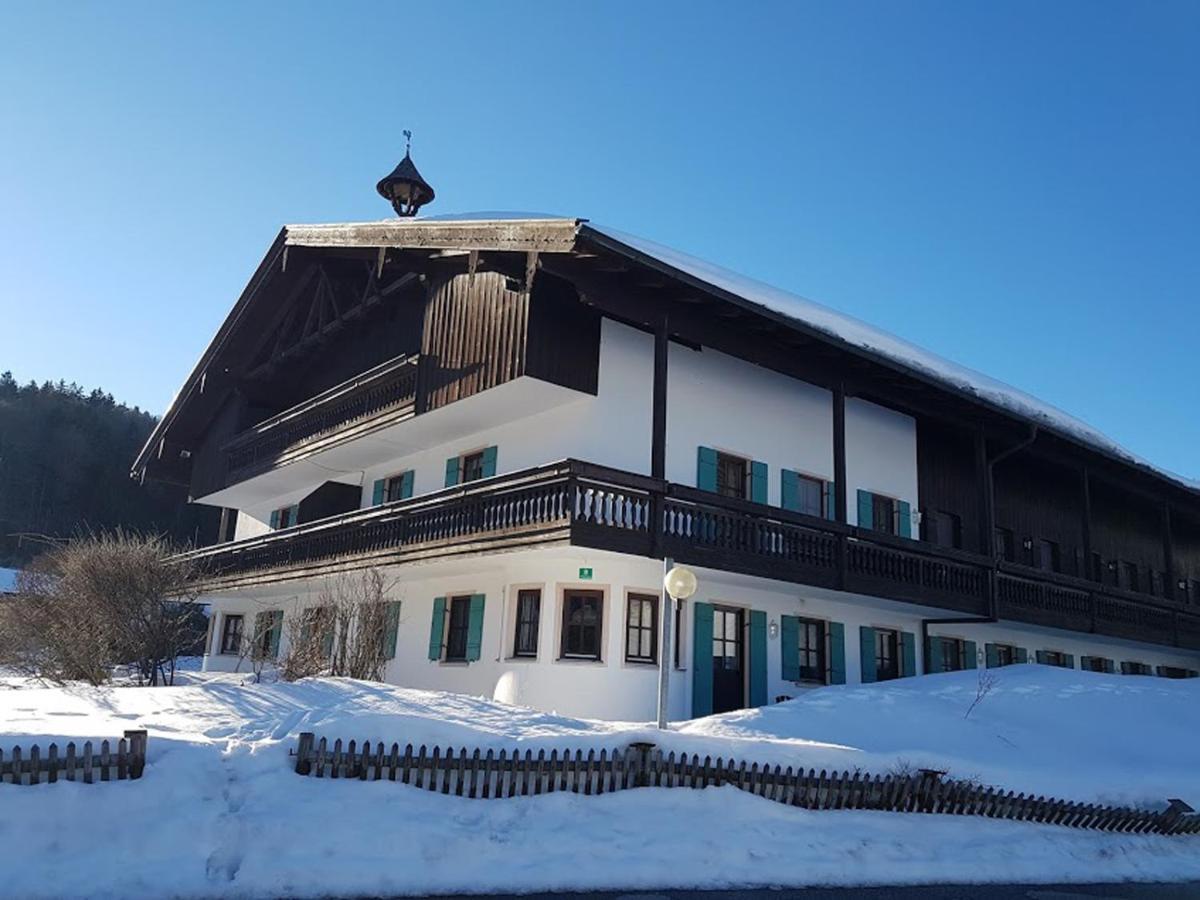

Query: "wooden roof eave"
left=575, top=224, right=1200, bottom=504
left=283, top=218, right=584, bottom=254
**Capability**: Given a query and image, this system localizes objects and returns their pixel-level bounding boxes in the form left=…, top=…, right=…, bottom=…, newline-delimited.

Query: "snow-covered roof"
left=135, top=212, right=1195, bottom=495
left=580, top=222, right=1197, bottom=491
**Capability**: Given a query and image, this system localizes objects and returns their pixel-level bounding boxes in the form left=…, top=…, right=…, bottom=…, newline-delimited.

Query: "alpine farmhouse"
left=132, top=158, right=1200, bottom=720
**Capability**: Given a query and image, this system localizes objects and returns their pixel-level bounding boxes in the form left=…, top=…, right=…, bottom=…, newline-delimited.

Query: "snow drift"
left=0, top=667, right=1197, bottom=898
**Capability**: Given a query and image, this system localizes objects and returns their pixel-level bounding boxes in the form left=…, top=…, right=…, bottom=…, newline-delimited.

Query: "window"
left=937, top=637, right=967, bottom=672
left=271, top=504, right=299, bottom=530
left=797, top=617, right=826, bottom=683
left=253, top=610, right=282, bottom=659
left=1123, top=562, right=1140, bottom=593
left=1041, top=650, right=1068, bottom=668
left=301, top=606, right=335, bottom=660
left=673, top=601, right=684, bottom=669
left=990, top=643, right=1017, bottom=668
left=1122, top=661, right=1152, bottom=676
left=217, top=508, right=238, bottom=544
left=994, top=527, right=1015, bottom=562
left=1083, top=656, right=1111, bottom=673
left=561, top=590, right=604, bottom=660
left=1037, top=539, right=1060, bottom=573
left=513, top=589, right=541, bottom=658
left=220, top=614, right=244, bottom=655
left=716, top=452, right=748, bottom=500
left=625, top=593, right=658, bottom=664
left=924, top=510, right=962, bottom=549
left=460, top=451, right=486, bottom=484
left=444, top=596, right=473, bottom=662
left=871, top=494, right=897, bottom=536
left=875, top=628, right=900, bottom=681
left=384, top=473, right=411, bottom=503
left=795, top=474, right=825, bottom=518
left=1157, top=666, right=1198, bottom=680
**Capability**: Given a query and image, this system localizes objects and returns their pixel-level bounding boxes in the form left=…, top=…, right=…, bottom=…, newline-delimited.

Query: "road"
left=394, top=886, right=1200, bottom=900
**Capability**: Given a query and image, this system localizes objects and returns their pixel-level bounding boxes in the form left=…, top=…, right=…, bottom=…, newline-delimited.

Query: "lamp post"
left=658, top=559, right=698, bottom=729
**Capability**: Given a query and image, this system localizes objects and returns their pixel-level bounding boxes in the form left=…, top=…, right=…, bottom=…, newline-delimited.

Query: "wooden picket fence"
left=294, top=733, right=1199, bottom=837
left=1, top=730, right=148, bottom=786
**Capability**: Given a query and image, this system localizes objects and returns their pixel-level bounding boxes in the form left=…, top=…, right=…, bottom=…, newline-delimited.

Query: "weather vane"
left=403, top=130, right=412, bottom=153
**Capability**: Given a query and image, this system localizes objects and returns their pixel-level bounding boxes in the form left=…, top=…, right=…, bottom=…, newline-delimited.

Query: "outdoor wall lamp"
left=769, top=619, right=780, bottom=640
left=376, top=131, right=436, bottom=217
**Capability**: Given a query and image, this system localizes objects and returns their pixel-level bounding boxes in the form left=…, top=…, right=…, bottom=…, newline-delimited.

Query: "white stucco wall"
left=200, top=548, right=1200, bottom=722
left=665, top=344, right=834, bottom=503
left=845, top=397, right=919, bottom=530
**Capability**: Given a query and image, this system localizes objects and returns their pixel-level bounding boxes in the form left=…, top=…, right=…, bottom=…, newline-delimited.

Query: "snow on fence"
left=1, top=730, right=147, bottom=786
left=294, top=733, right=1199, bottom=837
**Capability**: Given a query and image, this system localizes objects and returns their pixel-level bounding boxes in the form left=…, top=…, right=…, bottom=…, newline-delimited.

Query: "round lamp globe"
left=663, top=565, right=698, bottom=600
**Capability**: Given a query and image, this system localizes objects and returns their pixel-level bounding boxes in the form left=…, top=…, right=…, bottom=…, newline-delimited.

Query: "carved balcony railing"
left=223, top=354, right=419, bottom=485
left=179, top=459, right=1200, bottom=652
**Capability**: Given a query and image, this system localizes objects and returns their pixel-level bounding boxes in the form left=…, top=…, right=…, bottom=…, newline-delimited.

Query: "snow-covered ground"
left=1, top=667, right=1197, bottom=898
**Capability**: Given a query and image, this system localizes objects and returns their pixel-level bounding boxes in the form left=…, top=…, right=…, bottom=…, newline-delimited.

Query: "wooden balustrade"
left=181, top=459, right=1200, bottom=651
left=224, top=355, right=419, bottom=482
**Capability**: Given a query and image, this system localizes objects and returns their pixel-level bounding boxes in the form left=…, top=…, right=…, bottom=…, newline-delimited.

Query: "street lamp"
left=657, top=560, right=698, bottom=729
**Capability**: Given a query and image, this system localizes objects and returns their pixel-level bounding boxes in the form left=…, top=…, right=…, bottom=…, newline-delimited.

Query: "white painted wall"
left=845, top=398, right=919, bottom=530
left=354, top=318, right=655, bottom=509
left=665, top=344, right=834, bottom=503
left=200, top=548, right=1200, bottom=722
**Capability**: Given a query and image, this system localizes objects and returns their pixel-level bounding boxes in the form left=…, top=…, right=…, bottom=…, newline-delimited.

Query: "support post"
left=123, top=730, right=148, bottom=780
left=1080, top=466, right=1094, bottom=580
left=657, top=556, right=674, bottom=730
left=651, top=314, right=669, bottom=481
left=1161, top=502, right=1176, bottom=602
left=832, top=382, right=847, bottom=524
left=296, top=732, right=315, bottom=775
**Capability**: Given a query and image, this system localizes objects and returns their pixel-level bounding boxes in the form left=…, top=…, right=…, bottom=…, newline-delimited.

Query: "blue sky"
left=1, top=2, right=1197, bottom=477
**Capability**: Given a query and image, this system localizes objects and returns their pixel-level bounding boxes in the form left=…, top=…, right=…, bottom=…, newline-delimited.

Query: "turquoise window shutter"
left=1035, top=650, right=1048, bottom=665
left=859, top=626, right=877, bottom=683
left=1104, top=659, right=1114, bottom=674
left=964, top=640, right=977, bottom=669
left=901, top=632, right=916, bottom=677
left=780, top=615, right=800, bottom=681
left=692, top=602, right=714, bottom=717
left=428, top=597, right=447, bottom=660
left=289, top=504, right=300, bottom=525
left=320, top=624, right=334, bottom=660
left=824, top=481, right=837, bottom=520
left=828, top=621, right=846, bottom=684
left=1015, top=647, right=1028, bottom=664
left=1081, top=656, right=1092, bottom=671
left=696, top=447, right=718, bottom=491
left=465, top=594, right=486, bottom=661
left=444, top=457, right=460, bottom=487
left=926, top=637, right=944, bottom=674
left=781, top=470, right=799, bottom=512
left=383, top=601, right=401, bottom=660
left=268, top=611, right=283, bottom=658
left=897, top=500, right=912, bottom=538
left=857, top=490, right=873, bottom=529
left=985, top=643, right=999, bottom=668
left=749, top=610, right=767, bottom=706
left=372, top=479, right=386, bottom=506
left=400, top=470, right=415, bottom=499
left=1063, top=654, right=1075, bottom=669
left=481, top=446, right=498, bottom=478
left=750, top=461, right=768, bottom=504
left=269, top=509, right=280, bottom=529
left=1120, top=661, right=1131, bottom=675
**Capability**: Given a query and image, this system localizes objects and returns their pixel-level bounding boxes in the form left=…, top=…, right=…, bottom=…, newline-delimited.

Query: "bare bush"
left=964, top=668, right=997, bottom=719
left=277, top=569, right=396, bottom=682
left=0, top=530, right=199, bottom=685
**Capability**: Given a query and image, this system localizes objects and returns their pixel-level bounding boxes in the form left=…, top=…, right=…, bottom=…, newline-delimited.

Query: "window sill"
left=504, top=655, right=540, bottom=663
left=556, top=655, right=604, bottom=665
left=439, top=659, right=471, bottom=667
left=624, top=658, right=658, bottom=667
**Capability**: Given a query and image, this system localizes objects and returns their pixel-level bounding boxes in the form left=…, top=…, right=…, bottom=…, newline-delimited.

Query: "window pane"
left=797, top=476, right=823, bottom=517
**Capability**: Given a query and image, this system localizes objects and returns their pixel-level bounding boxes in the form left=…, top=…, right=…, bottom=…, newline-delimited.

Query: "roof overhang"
left=133, top=214, right=1198, bottom=504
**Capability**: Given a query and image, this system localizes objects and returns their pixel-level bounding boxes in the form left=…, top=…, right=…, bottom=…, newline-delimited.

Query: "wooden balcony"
left=180, top=459, right=1200, bottom=652
left=223, top=354, right=418, bottom=486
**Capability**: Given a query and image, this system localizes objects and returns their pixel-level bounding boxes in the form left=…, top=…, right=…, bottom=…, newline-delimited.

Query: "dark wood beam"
left=651, top=314, right=669, bottom=480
